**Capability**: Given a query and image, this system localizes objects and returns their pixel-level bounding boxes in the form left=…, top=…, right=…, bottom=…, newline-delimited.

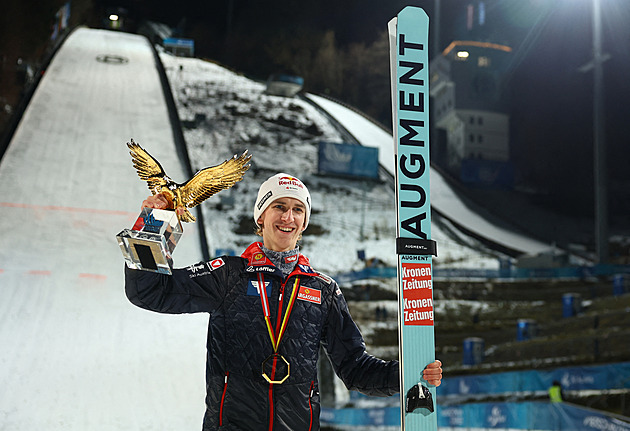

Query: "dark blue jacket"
left=125, top=242, right=399, bottom=431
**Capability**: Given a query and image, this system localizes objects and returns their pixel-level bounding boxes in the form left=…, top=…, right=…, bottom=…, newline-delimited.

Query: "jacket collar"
left=241, top=242, right=316, bottom=277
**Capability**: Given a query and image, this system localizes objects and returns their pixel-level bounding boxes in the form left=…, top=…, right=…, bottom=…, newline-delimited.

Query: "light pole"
left=592, top=0, right=608, bottom=264
left=433, top=0, right=441, bottom=56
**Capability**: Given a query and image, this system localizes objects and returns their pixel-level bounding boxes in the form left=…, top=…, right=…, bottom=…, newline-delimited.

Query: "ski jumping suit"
left=125, top=242, right=399, bottom=430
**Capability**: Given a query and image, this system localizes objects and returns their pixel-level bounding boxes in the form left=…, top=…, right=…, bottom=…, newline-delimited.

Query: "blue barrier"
left=320, top=405, right=399, bottom=428
left=334, top=267, right=397, bottom=284
left=437, top=402, right=630, bottom=430
left=438, top=362, right=630, bottom=396
left=322, top=363, right=630, bottom=429
left=334, top=264, right=630, bottom=283
left=321, top=402, right=630, bottom=430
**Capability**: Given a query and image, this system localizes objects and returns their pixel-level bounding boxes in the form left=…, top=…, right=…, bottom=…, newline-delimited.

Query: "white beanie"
left=254, top=173, right=311, bottom=229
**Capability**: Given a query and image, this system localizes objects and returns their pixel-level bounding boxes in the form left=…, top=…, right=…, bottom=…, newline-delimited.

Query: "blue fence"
left=438, top=401, right=630, bottom=430
left=321, top=402, right=630, bottom=430
left=334, top=264, right=630, bottom=284
left=321, top=363, right=630, bottom=429
left=439, top=362, right=630, bottom=396
left=320, top=405, right=400, bottom=429
left=335, top=267, right=397, bottom=284
left=321, top=401, right=630, bottom=430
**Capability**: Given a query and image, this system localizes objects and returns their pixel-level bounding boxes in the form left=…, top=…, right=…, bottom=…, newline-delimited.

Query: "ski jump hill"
left=304, top=93, right=550, bottom=257
left=0, top=28, right=208, bottom=430
left=0, top=27, right=550, bottom=430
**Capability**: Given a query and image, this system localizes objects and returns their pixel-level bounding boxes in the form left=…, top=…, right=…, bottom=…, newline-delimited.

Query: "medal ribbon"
left=256, top=273, right=300, bottom=352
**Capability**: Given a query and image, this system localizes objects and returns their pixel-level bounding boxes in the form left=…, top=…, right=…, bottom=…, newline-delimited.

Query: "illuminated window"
left=478, top=56, right=490, bottom=67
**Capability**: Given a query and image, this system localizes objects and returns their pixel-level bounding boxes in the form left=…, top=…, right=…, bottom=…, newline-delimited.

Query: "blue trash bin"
left=562, top=293, right=581, bottom=318
left=613, top=274, right=627, bottom=296
left=517, top=319, right=537, bottom=341
left=462, top=337, right=484, bottom=365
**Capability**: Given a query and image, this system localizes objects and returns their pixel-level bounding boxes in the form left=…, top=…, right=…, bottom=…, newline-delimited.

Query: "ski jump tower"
left=429, top=39, right=514, bottom=188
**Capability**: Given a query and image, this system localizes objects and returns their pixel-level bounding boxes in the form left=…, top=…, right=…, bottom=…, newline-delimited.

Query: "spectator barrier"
left=334, top=264, right=630, bottom=284
left=438, top=362, right=630, bottom=397
left=321, top=401, right=630, bottom=430
left=321, top=362, right=630, bottom=429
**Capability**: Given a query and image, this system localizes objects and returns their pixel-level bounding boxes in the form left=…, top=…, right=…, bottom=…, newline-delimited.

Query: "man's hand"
left=142, top=194, right=169, bottom=210
left=141, top=194, right=185, bottom=217
left=422, top=359, right=443, bottom=387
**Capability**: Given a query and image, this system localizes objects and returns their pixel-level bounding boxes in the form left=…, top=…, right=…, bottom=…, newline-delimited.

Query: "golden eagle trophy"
left=116, top=139, right=251, bottom=274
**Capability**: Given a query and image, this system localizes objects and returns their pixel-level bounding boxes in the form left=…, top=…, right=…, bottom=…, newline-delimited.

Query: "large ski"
left=388, top=7, right=437, bottom=431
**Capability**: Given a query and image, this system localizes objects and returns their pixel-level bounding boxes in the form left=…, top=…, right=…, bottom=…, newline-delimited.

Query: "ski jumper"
left=124, top=242, right=399, bottom=431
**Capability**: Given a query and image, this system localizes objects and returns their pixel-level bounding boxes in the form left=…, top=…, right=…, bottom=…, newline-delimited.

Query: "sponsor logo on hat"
left=257, top=191, right=273, bottom=210
left=278, top=176, right=304, bottom=189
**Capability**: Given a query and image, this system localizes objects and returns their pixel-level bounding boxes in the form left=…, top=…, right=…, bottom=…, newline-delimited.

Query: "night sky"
left=7, top=0, right=630, bottom=233
left=104, top=1, right=630, bottom=179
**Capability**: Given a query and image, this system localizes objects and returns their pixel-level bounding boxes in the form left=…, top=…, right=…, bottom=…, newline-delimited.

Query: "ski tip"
left=400, top=5, right=429, bottom=20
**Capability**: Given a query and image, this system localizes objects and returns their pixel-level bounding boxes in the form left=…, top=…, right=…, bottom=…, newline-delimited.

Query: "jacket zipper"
left=268, top=381, right=274, bottom=431
left=267, top=278, right=296, bottom=431
left=268, top=280, right=285, bottom=431
left=275, top=283, right=285, bottom=339
left=219, top=372, right=229, bottom=426
left=309, top=381, right=315, bottom=431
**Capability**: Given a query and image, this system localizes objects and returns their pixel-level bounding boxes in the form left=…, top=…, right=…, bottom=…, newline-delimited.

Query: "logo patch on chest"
left=247, top=280, right=271, bottom=297
left=209, top=258, right=224, bottom=270
left=297, top=286, right=321, bottom=304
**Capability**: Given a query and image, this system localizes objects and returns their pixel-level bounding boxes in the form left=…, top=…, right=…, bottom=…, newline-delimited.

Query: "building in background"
left=429, top=1, right=514, bottom=189
left=430, top=40, right=514, bottom=189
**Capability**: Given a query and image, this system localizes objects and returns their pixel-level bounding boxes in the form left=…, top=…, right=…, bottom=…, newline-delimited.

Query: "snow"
left=158, top=52, right=516, bottom=273
left=0, top=28, right=207, bottom=430
left=0, top=28, right=551, bottom=429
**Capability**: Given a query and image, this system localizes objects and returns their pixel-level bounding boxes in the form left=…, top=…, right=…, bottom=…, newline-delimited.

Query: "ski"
left=388, top=7, right=438, bottom=431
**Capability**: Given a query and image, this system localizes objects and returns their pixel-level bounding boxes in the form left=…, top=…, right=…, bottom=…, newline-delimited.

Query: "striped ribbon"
left=256, top=273, right=300, bottom=352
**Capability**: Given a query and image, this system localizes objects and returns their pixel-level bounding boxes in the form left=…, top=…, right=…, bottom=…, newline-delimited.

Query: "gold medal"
left=261, top=353, right=290, bottom=384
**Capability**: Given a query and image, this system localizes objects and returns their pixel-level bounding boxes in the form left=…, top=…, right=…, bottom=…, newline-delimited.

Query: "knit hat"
left=254, top=173, right=311, bottom=229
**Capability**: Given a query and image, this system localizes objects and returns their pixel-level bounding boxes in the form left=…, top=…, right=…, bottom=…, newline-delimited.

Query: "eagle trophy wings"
left=127, top=139, right=251, bottom=223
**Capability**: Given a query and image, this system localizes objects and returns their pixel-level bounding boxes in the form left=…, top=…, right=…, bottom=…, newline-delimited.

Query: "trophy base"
left=116, top=208, right=183, bottom=275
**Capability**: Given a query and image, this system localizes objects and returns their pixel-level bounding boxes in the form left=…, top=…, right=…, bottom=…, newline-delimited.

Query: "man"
left=549, top=380, right=564, bottom=403
left=125, top=172, right=442, bottom=430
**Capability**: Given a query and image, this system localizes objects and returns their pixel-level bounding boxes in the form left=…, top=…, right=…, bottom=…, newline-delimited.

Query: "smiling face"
left=257, top=197, right=307, bottom=252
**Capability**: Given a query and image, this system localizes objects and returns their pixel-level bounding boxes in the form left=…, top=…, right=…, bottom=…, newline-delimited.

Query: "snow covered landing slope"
left=0, top=28, right=207, bottom=430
